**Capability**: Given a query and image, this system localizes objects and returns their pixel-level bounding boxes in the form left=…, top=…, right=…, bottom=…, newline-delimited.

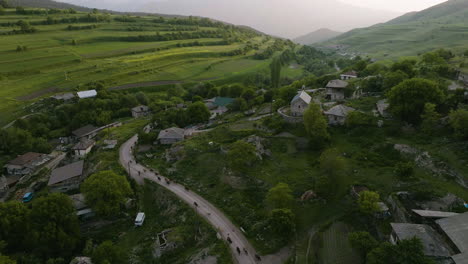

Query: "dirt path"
left=108, top=80, right=184, bottom=91
left=120, top=135, right=263, bottom=264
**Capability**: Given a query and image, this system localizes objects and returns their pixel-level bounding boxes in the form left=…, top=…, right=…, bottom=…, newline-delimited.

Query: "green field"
left=0, top=8, right=296, bottom=125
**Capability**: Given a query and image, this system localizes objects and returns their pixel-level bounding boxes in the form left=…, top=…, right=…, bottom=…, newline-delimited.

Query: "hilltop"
left=321, top=0, right=468, bottom=57
left=293, top=28, right=342, bottom=45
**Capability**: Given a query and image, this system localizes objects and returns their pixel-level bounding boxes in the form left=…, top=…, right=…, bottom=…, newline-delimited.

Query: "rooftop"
left=77, top=90, right=97, bottom=99
left=391, top=223, right=452, bottom=257
left=52, top=93, right=75, bottom=100
left=291, top=91, right=312, bottom=105
left=412, top=209, right=459, bottom=219
left=326, top=80, right=349, bottom=89
left=132, top=105, right=150, bottom=112
left=7, top=152, right=45, bottom=166
left=72, top=125, right=99, bottom=138
left=48, top=160, right=84, bottom=186
left=73, top=139, right=96, bottom=150
left=452, top=252, right=468, bottom=264
left=341, top=70, right=358, bottom=76
left=206, top=97, right=235, bottom=107
left=436, top=212, right=468, bottom=253
left=158, top=127, right=185, bottom=140
left=324, top=105, right=355, bottom=117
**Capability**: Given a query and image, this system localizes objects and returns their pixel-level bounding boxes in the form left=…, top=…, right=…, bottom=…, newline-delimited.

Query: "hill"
left=321, top=0, right=468, bottom=58
left=0, top=5, right=302, bottom=125
left=293, top=28, right=342, bottom=45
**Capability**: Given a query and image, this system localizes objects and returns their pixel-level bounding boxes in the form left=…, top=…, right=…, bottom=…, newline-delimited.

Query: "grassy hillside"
left=0, top=6, right=298, bottom=125
left=293, top=28, right=342, bottom=45
left=321, top=0, right=468, bottom=58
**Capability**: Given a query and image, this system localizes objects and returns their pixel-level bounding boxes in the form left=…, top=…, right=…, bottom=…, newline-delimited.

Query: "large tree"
left=358, top=191, right=380, bottom=215
left=227, top=140, right=258, bottom=174
left=303, top=103, right=329, bottom=149
left=348, top=231, right=378, bottom=258
left=31, top=193, right=80, bottom=259
left=267, top=209, right=295, bottom=242
left=449, top=109, right=468, bottom=139
left=265, top=183, right=294, bottom=209
left=92, top=241, right=127, bottom=264
left=367, top=238, right=434, bottom=264
left=387, top=78, right=445, bottom=124
left=81, top=171, right=132, bottom=217
left=0, top=202, right=31, bottom=252
left=187, top=101, right=210, bottom=124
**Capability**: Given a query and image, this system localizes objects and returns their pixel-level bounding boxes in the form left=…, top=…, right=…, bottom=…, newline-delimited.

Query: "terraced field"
left=0, top=8, right=294, bottom=125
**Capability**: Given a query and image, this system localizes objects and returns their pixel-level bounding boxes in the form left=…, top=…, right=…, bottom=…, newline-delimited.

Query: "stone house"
left=158, top=127, right=185, bottom=145
left=73, top=139, right=96, bottom=157
left=290, top=91, right=312, bottom=117
left=324, top=105, right=355, bottom=125
left=48, top=160, right=85, bottom=192
left=326, top=80, right=349, bottom=101
left=340, top=70, right=358, bottom=80
left=131, top=105, right=150, bottom=118
left=4, top=152, right=50, bottom=176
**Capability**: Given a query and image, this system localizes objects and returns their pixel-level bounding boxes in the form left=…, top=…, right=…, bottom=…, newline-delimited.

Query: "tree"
left=449, top=109, right=468, bottom=139
left=81, top=171, right=132, bottom=217
left=387, top=78, right=445, bottom=124
left=227, top=140, right=258, bottom=174
left=92, top=241, right=126, bottom=264
left=303, top=103, right=329, bottom=149
left=420, top=103, right=440, bottom=135
left=319, top=148, right=346, bottom=179
left=395, top=162, right=414, bottom=179
left=270, top=57, right=282, bottom=88
left=266, top=183, right=293, bottom=209
left=31, top=193, right=80, bottom=258
left=348, top=231, right=378, bottom=258
left=186, top=101, right=210, bottom=124
left=346, top=111, right=375, bottom=128
left=358, top=191, right=380, bottom=215
left=382, top=70, right=408, bottom=91
left=0, top=202, right=31, bottom=252
left=0, top=255, right=16, bottom=264
left=390, top=59, right=417, bottom=78
left=367, top=239, right=434, bottom=264
left=267, top=209, right=295, bottom=242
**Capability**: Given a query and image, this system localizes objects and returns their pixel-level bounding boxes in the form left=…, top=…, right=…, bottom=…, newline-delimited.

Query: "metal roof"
left=48, top=160, right=84, bottom=186
left=72, top=125, right=99, bottom=138
left=412, top=209, right=459, bottom=219
left=437, top=212, right=468, bottom=253
left=77, top=90, right=97, bottom=99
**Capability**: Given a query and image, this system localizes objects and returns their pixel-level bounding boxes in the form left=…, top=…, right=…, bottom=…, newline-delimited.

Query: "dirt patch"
left=108, top=80, right=183, bottom=91
left=16, top=87, right=59, bottom=101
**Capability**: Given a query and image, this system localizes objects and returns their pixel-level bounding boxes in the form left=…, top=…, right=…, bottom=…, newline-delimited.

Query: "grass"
left=319, top=222, right=361, bottom=264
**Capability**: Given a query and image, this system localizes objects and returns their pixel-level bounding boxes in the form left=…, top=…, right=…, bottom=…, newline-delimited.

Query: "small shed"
left=48, top=160, right=85, bottom=192
left=158, top=127, right=185, bottom=145
left=326, top=80, right=349, bottom=101
left=77, top=90, right=97, bottom=99
left=340, top=70, right=358, bottom=80
left=131, top=105, right=150, bottom=118
left=324, top=105, right=355, bottom=125
left=73, top=139, right=96, bottom=157
left=290, top=91, right=312, bottom=117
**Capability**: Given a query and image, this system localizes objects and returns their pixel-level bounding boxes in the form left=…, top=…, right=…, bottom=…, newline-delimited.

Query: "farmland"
left=0, top=7, right=299, bottom=125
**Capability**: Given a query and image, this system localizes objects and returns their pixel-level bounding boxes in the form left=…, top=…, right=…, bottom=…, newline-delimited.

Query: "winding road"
left=119, top=134, right=260, bottom=264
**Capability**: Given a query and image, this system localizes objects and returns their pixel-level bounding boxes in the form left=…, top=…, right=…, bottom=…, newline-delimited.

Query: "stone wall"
left=277, top=107, right=303, bottom=124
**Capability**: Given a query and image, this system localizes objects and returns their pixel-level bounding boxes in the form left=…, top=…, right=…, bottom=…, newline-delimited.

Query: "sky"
left=339, top=0, right=447, bottom=12
left=57, top=0, right=449, bottom=38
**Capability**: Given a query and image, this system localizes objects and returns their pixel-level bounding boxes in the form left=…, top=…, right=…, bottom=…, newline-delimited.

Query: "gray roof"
left=52, top=93, right=75, bottom=100
left=72, top=125, right=99, bottom=138
left=437, top=212, right=468, bottom=252
left=324, top=105, right=355, bottom=117
left=77, top=90, right=97, bottom=99
left=341, top=70, right=358, bottom=77
left=390, top=223, right=452, bottom=257
left=158, top=127, right=185, bottom=140
left=291, top=91, right=312, bottom=105
left=132, top=105, right=150, bottom=113
left=48, top=160, right=84, bottom=186
left=412, top=209, right=459, bottom=219
left=452, top=252, right=468, bottom=264
left=73, top=139, right=95, bottom=150
left=7, top=152, right=45, bottom=166
left=326, top=80, right=349, bottom=89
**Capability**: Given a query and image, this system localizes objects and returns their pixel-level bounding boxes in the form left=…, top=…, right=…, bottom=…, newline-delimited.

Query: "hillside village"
left=0, top=1, right=468, bottom=264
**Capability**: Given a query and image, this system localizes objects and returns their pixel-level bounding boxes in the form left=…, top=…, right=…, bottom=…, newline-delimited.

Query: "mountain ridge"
left=293, top=28, right=342, bottom=45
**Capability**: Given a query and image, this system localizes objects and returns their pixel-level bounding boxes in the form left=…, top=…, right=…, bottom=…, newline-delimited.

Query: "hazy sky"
left=340, top=0, right=446, bottom=12
left=57, top=0, right=448, bottom=38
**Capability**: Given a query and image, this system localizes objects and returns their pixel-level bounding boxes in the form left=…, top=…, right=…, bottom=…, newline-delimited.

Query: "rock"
left=245, top=135, right=271, bottom=159
left=165, top=145, right=185, bottom=162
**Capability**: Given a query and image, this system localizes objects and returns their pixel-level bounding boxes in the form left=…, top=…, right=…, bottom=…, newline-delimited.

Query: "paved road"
left=119, top=135, right=260, bottom=264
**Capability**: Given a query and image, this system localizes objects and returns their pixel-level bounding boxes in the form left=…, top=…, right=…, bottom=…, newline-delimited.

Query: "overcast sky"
left=340, top=0, right=446, bottom=12
left=57, top=0, right=448, bottom=38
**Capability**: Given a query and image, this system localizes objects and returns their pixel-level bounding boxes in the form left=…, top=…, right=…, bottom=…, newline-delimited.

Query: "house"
left=131, top=105, right=150, bottom=118
left=324, top=105, right=355, bottom=125
left=72, top=125, right=100, bottom=140
left=376, top=99, right=390, bottom=118
left=436, top=212, right=468, bottom=263
left=290, top=91, right=312, bottom=117
left=390, top=223, right=452, bottom=258
left=4, top=152, right=50, bottom=176
left=48, top=160, right=85, bottom=192
left=77, top=90, right=97, bottom=99
left=73, top=139, right=96, bottom=157
left=340, top=70, right=358, bottom=80
left=326, top=80, right=349, bottom=101
left=52, top=93, right=75, bottom=101
left=158, top=127, right=185, bottom=145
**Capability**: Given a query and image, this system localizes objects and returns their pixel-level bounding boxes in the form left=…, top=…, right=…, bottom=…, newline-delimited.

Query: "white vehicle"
left=135, top=212, right=145, bottom=226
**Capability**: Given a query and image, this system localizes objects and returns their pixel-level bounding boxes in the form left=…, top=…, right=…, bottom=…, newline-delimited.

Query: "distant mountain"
left=321, top=0, right=468, bottom=57
left=293, top=28, right=342, bottom=45
left=54, top=0, right=400, bottom=39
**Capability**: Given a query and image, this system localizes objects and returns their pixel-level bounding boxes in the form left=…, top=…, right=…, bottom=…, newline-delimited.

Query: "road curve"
left=119, top=134, right=260, bottom=264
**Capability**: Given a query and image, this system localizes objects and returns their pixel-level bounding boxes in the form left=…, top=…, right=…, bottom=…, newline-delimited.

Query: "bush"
left=395, top=162, right=414, bottom=179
